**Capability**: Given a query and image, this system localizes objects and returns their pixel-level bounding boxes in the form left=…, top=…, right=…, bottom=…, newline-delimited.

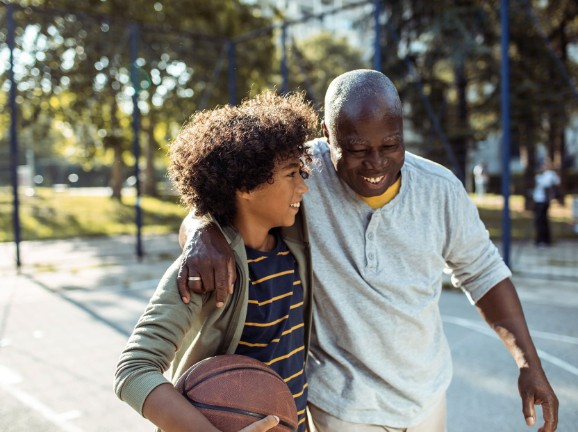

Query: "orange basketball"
left=175, top=354, right=299, bottom=432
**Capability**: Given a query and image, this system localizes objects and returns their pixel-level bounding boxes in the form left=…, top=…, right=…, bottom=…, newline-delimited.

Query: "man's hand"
left=239, top=415, right=279, bottom=432
left=476, top=279, right=558, bottom=432
left=176, top=218, right=236, bottom=307
left=518, top=367, right=558, bottom=431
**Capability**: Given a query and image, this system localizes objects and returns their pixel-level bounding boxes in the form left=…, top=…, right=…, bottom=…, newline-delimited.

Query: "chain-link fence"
left=1, top=1, right=577, bottom=280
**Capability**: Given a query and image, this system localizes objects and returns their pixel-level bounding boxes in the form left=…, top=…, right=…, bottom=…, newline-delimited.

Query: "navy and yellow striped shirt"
left=235, top=232, right=308, bottom=431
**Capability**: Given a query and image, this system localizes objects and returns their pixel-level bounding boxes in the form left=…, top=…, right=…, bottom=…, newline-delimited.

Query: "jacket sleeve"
left=113, top=258, right=204, bottom=415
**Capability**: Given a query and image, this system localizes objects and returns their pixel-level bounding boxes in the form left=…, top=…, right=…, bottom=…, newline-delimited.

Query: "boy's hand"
left=239, top=415, right=279, bottom=431
left=177, top=222, right=236, bottom=307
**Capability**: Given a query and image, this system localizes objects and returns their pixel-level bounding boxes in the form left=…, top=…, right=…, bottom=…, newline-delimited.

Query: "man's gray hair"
left=324, top=69, right=401, bottom=133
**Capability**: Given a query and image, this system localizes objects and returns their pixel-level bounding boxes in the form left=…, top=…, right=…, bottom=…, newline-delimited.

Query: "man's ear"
left=321, top=120, right=330, bottom=140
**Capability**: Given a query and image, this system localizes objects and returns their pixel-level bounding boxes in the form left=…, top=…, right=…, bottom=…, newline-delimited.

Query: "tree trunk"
left=111, top=142, right=123, bottom=201
left=143, top=119, right=158, bottom=197
left=548, top=21, right=569, bottom=202
left=453, top=61, right=468, bottom=185
left=519, top=125, right=536, bottom=211
left=109, top=102, right=124, bottom=201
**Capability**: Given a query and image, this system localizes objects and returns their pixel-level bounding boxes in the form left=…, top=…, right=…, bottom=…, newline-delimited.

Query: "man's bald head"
left=324, top=69, right=402, bottom=136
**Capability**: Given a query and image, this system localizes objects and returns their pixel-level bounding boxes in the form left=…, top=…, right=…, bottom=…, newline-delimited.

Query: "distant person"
left=532, top=161, right=561, bottom=247
left=177, top=70, right=558, bottom=431
left=114, top=91, right=318, bottom=432
left=473, top=162, right=489, bottom=197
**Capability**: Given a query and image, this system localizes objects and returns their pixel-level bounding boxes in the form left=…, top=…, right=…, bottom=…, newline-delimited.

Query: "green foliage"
left=2, top=0, right=276, bottom=198
left=3, top=0, right=578, bottom=208
left=375, top=0, right=578, bottom=186
left=286, top=32, right=369, bottom=109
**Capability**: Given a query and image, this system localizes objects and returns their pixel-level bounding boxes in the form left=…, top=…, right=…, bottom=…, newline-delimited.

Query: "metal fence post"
left=130, top=23, right=143, bottom=260
left=373, top=0, right=382, bottom=71
left=281, top=23, right=288, bottom=94
left=500, top=0, right=511, bottom=267
left=8, top=4, right=21, bottom=269
left=228, top=40, right=237, bottom=105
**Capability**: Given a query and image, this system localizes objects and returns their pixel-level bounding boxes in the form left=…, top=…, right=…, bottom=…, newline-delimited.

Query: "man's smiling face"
left=324, top=94, right=405, bottom=197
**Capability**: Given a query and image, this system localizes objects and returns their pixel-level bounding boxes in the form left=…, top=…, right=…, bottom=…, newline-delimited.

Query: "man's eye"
left=382, top=143, right=400, bottom=151
left=299, top=169, right=309, bottom=179
left=347, top=148, right=366, bottom=154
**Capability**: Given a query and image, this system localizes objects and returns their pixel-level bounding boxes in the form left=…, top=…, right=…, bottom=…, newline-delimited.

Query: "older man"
left=177, top=70, right=558, bottom=432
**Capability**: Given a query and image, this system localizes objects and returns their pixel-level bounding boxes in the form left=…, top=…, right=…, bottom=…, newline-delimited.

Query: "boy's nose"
left=297, top=177, right=309, bottom=194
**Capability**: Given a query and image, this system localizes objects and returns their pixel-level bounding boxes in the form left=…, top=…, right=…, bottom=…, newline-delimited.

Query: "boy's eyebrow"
left=279, top=160, right=301, bottom=170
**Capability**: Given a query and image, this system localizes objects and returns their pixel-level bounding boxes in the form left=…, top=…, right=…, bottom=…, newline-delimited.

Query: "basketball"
left=175, top=354, right=299, bottom=432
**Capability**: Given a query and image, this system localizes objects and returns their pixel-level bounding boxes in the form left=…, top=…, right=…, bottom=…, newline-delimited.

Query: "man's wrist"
left=179, top=213, right=214, bottom=249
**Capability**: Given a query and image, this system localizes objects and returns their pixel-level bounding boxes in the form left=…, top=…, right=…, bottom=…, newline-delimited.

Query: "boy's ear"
left=236, top=189, right=253, bottom=200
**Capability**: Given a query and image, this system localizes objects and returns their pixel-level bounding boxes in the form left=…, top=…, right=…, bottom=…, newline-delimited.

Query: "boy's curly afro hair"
left=168, top=90, right=319, bottom=226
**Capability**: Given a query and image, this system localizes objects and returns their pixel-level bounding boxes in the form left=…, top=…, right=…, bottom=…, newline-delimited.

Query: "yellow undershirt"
left=358, top=176, right=402, bottom=209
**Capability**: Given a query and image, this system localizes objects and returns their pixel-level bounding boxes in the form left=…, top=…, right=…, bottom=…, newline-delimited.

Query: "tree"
left=368, top=0, right=577, bottom=203
left=374, top=0, right=500, bottom=183
left=286, top=31, right=369, bottom=110
left=3, top=0, right=276, bottom=199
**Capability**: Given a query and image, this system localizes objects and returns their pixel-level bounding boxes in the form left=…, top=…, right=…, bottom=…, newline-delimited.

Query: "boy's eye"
left=287, top=169, right=309, bottom=179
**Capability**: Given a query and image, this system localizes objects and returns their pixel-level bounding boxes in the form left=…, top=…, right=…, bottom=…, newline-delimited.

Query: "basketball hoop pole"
left=8, top=4, right=22, bottom=269
left=500, top=0, right=512, bottom=267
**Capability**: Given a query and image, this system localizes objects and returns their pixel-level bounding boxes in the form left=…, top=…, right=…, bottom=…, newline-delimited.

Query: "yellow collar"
left=358, top=176, right=401, bottom=209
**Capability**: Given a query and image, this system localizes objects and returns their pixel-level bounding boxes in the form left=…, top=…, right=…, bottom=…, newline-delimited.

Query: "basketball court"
left=0, top=236, right=577, bottom=431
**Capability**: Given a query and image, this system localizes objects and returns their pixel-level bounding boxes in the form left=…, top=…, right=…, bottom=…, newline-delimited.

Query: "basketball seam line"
left=187, top=400, right=296, bottom=431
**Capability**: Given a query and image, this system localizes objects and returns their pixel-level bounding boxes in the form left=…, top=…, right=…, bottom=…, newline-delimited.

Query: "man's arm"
left=177, top=213, right=237, bottom=307
left=476, top=278, right=558, bottom=432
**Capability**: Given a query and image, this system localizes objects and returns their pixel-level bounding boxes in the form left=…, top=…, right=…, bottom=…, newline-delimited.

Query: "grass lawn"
left=0, top=186, right=188, bottom=242
left=0, top=187, right=576, bottom=243
left=471, top=193, right=577, bottom=241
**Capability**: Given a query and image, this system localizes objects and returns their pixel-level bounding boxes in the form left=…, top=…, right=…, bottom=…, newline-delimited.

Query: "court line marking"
left=536, top=349, right=578, bottom=376
left=442, top=315, right=578, bottom=377
left=0, top=365, right=85, bottom=432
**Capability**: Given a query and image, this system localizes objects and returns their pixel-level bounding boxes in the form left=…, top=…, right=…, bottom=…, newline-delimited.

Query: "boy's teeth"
left=290, top=202, right=300, bottom=208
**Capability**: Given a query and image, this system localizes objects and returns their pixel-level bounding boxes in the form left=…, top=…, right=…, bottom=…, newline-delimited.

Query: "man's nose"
left=363, top=149, right=386, bottom=168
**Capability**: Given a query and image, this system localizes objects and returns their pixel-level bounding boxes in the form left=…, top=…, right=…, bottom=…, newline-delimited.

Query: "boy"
left=114, top=91, right=318, bottom=432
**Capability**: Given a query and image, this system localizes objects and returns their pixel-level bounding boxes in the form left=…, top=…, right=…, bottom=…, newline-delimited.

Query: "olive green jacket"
left=114, top=211, right=313, bottom=416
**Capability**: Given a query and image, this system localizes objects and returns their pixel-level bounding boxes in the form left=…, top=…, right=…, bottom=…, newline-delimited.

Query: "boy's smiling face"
left=236, top=157, right=309, bottom=233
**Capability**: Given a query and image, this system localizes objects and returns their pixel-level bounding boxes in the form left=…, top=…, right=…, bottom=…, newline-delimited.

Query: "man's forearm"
left=475, top=278, right=541, bottom=369
left=476, top=278, right=558, bottom=429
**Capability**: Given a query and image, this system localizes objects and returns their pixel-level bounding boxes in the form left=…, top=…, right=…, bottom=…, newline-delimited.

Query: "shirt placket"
left=365, top=211, right=379, bottom=270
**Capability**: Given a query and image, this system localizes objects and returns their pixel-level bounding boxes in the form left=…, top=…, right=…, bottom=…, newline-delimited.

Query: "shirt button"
left=368, top=253, right=374, bottom=260
left=368, top=232, right=374, bottom=240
